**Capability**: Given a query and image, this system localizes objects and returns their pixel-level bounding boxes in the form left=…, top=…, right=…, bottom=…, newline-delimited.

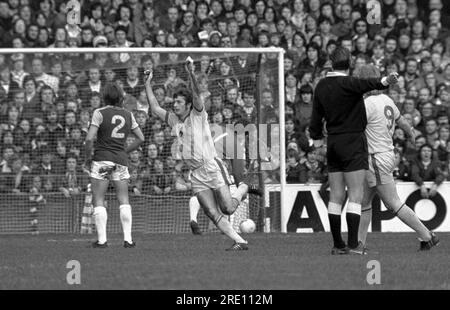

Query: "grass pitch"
left=0, top=232, right=449, bottom=290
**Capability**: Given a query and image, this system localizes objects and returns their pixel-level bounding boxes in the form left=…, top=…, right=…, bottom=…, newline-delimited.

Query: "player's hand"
left=185, top=56, right=194, bottom=74
left=144, top=69, right=153, bottom=86
left=420, top=185, right=429, bottom=199
left=386, top=72, right=399, bottom=85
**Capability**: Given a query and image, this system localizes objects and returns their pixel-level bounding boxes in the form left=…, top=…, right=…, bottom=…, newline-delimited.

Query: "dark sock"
left=328, top=214, right=345, bottom=248
left=346, top=213, right=361, bottom=248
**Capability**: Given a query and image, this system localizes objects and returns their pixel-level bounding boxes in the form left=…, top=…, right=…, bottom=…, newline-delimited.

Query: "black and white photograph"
left=0, top=0, right=449, bottom=295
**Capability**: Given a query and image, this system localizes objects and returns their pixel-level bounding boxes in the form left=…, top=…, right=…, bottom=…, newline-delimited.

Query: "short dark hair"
left=173, top=88, right=192, bottom=109
left=300, top=84, right=313, bottom=94
left=103, top=83, right=123, bottom=106
left=330, top=46, right=351, bottom=70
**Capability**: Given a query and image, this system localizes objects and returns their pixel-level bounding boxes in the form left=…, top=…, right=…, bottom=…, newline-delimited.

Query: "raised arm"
left=144, top=70, right=168, bottom=121
left=185, top=57, right=204, bottom=112
left=342, top=72, right=399, bottom=94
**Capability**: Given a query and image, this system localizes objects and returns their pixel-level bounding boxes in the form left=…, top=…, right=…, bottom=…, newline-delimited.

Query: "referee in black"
left=310, top=47, right=399, bottom=255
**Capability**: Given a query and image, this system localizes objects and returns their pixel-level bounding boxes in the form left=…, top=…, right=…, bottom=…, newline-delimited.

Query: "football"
left=240, top=219, right=256, bottom=234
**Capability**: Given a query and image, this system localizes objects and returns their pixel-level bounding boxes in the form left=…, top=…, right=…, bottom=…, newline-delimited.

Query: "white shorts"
left=366, top=151, right=395, bottom=187
left=90, top=161, right=130, bottom=181
left=191, top=158, right=231, bottom=194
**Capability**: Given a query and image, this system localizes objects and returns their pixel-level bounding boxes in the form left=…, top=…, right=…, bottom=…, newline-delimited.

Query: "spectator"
left=162, top=66, right=186, bottom=98
left=402, top=97, right=422, bottom=126
left=66, top=125, right=84, bottom=160
left=10, top=53, right=29, bottom=88
left=33, top=146, right=57, bottom=175
left=128, top=167, right=143, bottom=195
left=134, top=4, right=157, bottom=47
left=128, top=149, right=144, bottom=172
left=294, top=84, right=314, bottom=127
left=58, top=156, right=85, bottom=198
left=285, top=70, right=300, bottom=106
left=299, top=147, right=326, bottom=184
left=31, top=57, right=59, bottom=94
left=434, top=124, right=450, bottom=163
left=159, top=6, right=180, bottom=34
left=44, top=108, right=64, bottom=151
left=145, top=142, right=159, bottom=171
left=123, top=64, right=143, bottom=99
left=88, top=92, right=102, bottom=112
left=13, top=118, right=33, bottom=155
left=153, top=130, right=171, bottom=158
left=332, top=3, right=352, bottom=37
left=298, top=42, right=324, bottom=71
left=142, top=158, right=171, bottom=195
left=239, top=90, right=257, bottom=126
left=1, top=129, right=19, bottom=153
left=1, top=106, right=20, bottom=133
left=0, top=154, right=29, bottom=193
left=134, top=109, right=151, bottom=142
left=0, top=63, right=20, bottom=102
left=393, top=149, right=411, bottom=181
left=318, top=16, right=337, bottom=51
left=286, top=148, right=302, bottom=184
left=114, top=4, right=135, bottom=42
left=410, top=144, right=445, bottom=198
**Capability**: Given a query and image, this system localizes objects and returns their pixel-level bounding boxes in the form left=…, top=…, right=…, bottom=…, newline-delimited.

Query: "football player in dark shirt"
left=84, top=82, right=145, bottom=248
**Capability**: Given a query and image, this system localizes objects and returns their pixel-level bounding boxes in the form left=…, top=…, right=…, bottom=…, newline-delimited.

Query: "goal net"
left=0, top=47, right=285, bottom=234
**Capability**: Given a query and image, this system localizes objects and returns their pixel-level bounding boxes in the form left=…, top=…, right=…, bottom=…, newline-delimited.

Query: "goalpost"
left=0, top=47, right=286, bottom=234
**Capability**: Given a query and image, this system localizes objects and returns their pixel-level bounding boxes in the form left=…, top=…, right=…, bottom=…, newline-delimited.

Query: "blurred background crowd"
left=0, top=0, right=450, bottom=199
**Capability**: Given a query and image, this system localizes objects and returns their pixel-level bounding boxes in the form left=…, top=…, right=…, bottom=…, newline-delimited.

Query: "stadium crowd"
left=0, top=0, right=450, bottom=200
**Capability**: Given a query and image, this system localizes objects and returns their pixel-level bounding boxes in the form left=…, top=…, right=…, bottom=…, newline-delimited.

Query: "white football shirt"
left=364, top=94, right=400, bottom=154
left=166, top=108, right=217, bottom=170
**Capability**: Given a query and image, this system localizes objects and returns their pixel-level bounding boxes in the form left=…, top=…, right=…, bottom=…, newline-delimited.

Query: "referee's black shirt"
left=310, top=72, right=388, bottom=140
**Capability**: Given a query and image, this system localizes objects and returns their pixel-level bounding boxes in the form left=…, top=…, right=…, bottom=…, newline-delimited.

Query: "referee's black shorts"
left=327, top=132, right=368, bottom=173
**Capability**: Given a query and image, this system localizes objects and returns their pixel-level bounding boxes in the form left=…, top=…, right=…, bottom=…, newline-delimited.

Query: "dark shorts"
left=327, top=132, right=368, bottom=173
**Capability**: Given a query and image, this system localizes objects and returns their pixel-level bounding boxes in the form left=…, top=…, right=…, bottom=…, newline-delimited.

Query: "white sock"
left=347, top=202, right=362, bottom=215
left=93, top=206, right=107, bottom=244
left=189, top=197, right=201, bottom=222
left=358, top=207, right=372, bottom=246
left=328, top=202, right=342, bottom=215
left=120, top=204, right=133, bottom=243
left=396, top=204, right=431, bottom=241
